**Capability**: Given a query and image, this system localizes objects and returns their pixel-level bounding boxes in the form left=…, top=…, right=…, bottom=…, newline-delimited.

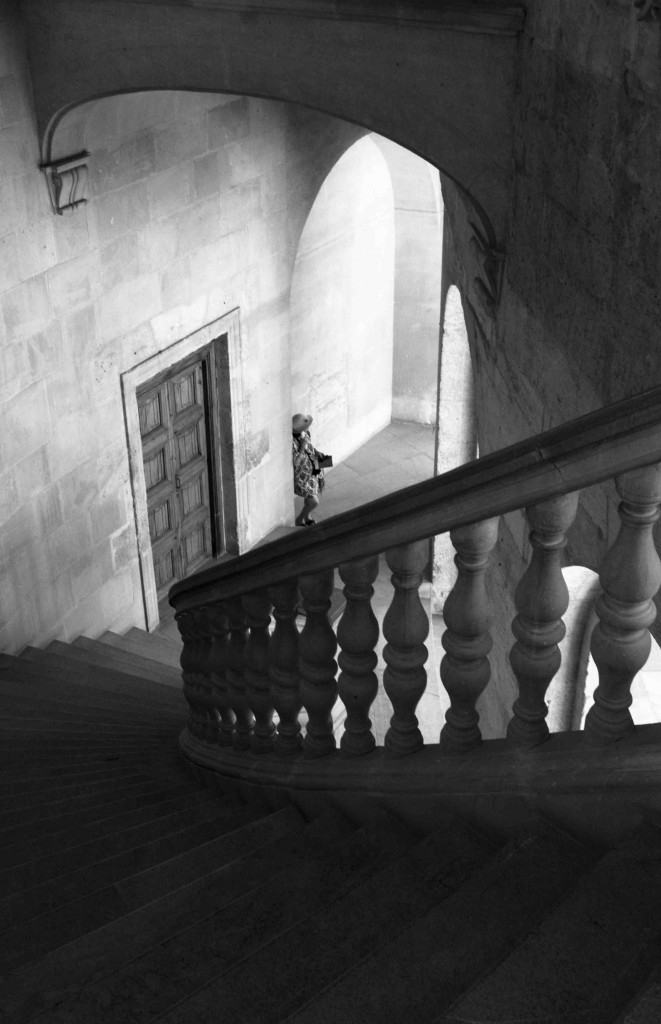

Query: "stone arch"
left=28, top=0, right=522, bottom=241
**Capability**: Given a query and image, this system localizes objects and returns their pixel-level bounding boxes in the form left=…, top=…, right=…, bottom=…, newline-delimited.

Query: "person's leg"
left=295, top=493, right=319, bottom=526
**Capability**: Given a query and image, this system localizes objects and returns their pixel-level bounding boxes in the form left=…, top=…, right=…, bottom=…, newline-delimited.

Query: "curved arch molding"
left=24, top=0, right=524, bottom=244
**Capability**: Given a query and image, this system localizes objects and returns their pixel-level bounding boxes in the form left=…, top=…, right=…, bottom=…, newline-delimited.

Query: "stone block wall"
left=0, top=6, right=368, bottom=651
left=439, top=0, right=661, bottom=735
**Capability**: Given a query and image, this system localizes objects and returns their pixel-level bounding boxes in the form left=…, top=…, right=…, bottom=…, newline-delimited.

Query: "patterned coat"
left=292, top=432, right=324, bottom=497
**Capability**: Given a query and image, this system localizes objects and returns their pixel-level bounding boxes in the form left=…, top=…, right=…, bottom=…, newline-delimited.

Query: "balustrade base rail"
left=180, top=722, right=661, bottom=846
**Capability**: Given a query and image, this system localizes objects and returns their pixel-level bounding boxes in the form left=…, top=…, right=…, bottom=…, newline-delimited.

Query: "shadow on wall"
left=432, top=284, right=477, bottom=614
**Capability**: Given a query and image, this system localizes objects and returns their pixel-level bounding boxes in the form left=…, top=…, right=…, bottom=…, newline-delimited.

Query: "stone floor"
left=313, top=419, right=438, bottom=520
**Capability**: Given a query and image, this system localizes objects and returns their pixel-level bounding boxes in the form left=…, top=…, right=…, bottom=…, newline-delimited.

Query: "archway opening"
left=288, top=133, right=444, bottom=519
left=289, top=136, right=396, bottom=464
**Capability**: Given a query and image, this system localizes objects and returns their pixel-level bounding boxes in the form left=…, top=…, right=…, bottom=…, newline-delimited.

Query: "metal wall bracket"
left=469, top=222, right=505, bottom=310
left=40, top=151, right=89, bottom=215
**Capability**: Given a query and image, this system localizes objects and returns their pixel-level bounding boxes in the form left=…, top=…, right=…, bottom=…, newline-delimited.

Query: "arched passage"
left=288, top=133, right=444, bottom=476
left=289, top=136, right=396, bottom=462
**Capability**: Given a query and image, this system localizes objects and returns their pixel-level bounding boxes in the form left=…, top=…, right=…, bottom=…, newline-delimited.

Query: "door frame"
left=122, top=310, right=246, bottom=631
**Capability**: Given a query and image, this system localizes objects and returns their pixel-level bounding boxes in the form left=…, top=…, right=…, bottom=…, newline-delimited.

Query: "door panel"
left=138, top=357, right=216, bottom=601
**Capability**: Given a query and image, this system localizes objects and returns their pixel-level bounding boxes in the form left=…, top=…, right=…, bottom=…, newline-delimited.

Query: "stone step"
left=280, top=823, right=597, bottom=1024
left=11, top=811, right=406, bottom=1024
left=0, top=762, right=161, bottom=798
left=0, top=749, right=180, bottom=778
left=0, top=801, right=260, bottom=929
left=0, top=691, right=182, bottom=731
left=0, top=717, right=178, bottom=739
left=0, top=750, right=182, bottom=777
left=0, top=804, right=312, bottom=974
left=1, top=789, right=225, bottom=871
left=0, top=668, right=183, bottom=713
left=0, top=715, right=177, bottom=739
left=113, top=817, right=496, bottom=1024
left=19, top=643, right=183, bottom=697
left=0, top=735, right=179, bottom=761
left=128, top=622, right=184, bottom=647
left=0, top=765, right=200, bottom=815
left=435, top=826, right=661, bottom=1024
left=3, top=652, right=185, bottom=706
left=0, top=741, right=183, bottom=777
left=0, top=792, right=230, bottom=899
left=0, top=779, right=202, bottom=847
left=127, top=625, right=182, bottom=652
left=100, top=629, right=182, bottom=669
left=71, top=636, right=183, bottom=687
left=0, top=805, right=337, bottom=1021
left=0, top=674, right=186, bottom=726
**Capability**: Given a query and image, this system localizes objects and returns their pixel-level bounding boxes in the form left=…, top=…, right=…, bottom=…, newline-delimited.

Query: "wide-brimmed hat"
left=292, top=413, right=313, bottom=433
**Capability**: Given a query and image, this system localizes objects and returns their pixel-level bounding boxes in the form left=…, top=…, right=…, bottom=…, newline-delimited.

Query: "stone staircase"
left=1, top=634, right=661, bottom=1023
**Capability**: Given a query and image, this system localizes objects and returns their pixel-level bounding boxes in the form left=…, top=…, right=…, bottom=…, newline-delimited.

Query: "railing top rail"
left=169, top=385, right=661, bottom=612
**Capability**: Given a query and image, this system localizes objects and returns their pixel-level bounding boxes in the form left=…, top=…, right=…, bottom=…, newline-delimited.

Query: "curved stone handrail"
left=169, top=384, right=661, bottom=612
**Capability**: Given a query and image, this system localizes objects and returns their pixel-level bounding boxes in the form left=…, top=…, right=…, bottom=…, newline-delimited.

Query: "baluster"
left=383, top=541, right=429, bottom=756
left=225, top=596, right=253, bottom=750
left=192, top=608, right=216, bottom=742
left=184, top=610, right=210, bottom=739
left=337, top=555, right=380, bottom=756
left=585, top=463, right=661, bottom=744
left=299, top=568, right=338, bottom=757
left=243, top=589, right=276, bottom=753
left=193, top=608, right=216, bottom=742
left=507, top=493, right=579, bottom=747
left=175, top=611, right=200, bottom=736
left=269, top=579, right=303, bottom=754
left=440, top=518, right=499, bottom=754
left=207, top=602, right=235, bottom=746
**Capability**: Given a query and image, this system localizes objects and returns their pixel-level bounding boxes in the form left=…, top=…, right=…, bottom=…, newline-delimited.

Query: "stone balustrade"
left=170, top=388, right=661, bottom=800
left=172, top=457, right=661, bottom=771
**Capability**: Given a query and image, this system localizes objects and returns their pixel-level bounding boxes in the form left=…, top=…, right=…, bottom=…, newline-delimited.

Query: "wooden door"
left=138, top=356, right=217, bottom=601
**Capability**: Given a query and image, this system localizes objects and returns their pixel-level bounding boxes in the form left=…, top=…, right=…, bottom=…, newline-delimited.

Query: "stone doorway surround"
left=122, top=311, right=245, bottom=631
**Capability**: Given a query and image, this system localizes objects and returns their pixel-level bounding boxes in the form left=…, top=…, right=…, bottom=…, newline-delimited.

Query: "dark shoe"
left=304, top=519, right=316, bottom=526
